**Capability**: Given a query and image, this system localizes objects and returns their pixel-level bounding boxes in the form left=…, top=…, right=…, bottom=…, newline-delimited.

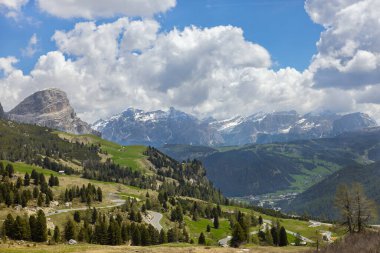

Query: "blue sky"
left=1, top=0, right=322, bottom=74
left=1, top=0, right=380, bottom=123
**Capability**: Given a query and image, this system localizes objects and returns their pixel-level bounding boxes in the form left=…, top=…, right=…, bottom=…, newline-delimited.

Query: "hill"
left=284, top=161, right=380, bottom=221
left=0, top=119, right=335, bottom=251
left=161, top=128, right=380, bottom=197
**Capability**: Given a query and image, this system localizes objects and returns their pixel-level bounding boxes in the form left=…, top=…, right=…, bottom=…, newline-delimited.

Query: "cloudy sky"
left=1, top=0, right=380, bottom=123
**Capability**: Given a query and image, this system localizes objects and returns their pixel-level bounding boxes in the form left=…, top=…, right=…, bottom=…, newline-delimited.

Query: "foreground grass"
left=0, top=243, right=309, bottom=253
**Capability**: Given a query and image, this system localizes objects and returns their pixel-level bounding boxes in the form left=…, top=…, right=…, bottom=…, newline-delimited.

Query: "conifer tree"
left=4, top=214, right=15, bottom=239
left=53, top=225, right=60, bottom=242
left=214, top=215, right=219, bottom=229
left=230, top=223, right=245, bottom=248
left=74, top=211, right=81, bottom=223
left=271, top=227, right=278, bottom=246
left=198, top=232, right=206, bottom=245
left=131, top=225, right=141, bottom=245
left=159, top=229, right=167, bottom=244
left=279, top=226, right=288, bottom=247
left=35, top=210, right=47, bottom=242
left=64, top=219, right=76, bottom=241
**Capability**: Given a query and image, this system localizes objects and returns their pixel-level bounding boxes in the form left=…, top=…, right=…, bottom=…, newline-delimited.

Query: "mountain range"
left=161, top=127, right=380, bottom=197
left=93, top=107, right=377, bottom=147
left=1, top=88, right=99, bottom=136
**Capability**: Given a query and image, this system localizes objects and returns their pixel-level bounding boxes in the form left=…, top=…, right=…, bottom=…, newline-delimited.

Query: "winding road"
left=46, top=193, right=125, bottom=217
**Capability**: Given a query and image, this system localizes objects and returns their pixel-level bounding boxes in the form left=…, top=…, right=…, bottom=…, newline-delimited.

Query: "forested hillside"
left=284, top=161, right=380, bottom=221
left=162, top=128, right=380, bottom=196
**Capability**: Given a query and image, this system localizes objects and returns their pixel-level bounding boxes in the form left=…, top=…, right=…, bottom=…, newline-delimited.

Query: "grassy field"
left=55, top=132, right=148, bottom=172
left=1, top=160, right=60, bottom=176
left=185, top=216, right=231, bottom=244
left=220, top=205, right=337, bottom=244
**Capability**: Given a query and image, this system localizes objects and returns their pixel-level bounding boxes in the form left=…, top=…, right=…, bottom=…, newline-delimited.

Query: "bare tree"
left=335, top=183, right=377, bottom=234
left=352, top=183, right=377, bottom=233
left=335, top=184, right=355, bottom=233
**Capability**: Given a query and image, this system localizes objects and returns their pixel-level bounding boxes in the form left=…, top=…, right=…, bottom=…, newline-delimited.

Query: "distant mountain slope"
left=93, top=108, right=376, bottom=146
left=6, top=88, right=99, bottom=135
left=284, top=161, right=380, bottom=221
left=93, top=107, right=223, bottom=146
left=162, top=128, right=380, bottom=197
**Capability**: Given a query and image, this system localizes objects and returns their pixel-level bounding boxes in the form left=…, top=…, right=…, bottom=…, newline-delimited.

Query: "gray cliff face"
left=93, top=108, right=377, bottom=147
left=8, top=88, right=99, bottom=136
left=0, top=102, right=4, bottom=119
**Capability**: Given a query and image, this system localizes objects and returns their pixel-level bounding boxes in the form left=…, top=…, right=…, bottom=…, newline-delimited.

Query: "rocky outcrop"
left=8, top=88, right=99, bottom=136
left=0, top=102, right=4, bottom=119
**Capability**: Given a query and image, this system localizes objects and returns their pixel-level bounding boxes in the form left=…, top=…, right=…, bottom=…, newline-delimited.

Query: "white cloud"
left=0, top=18, right=314, bottom=122
left=0, top=0, right=28, bottom=18
left=21, top=33, right=38, bottom=57
left=37, top=0, right=176, bottom=19
left=307, top=0, right=380, bottom=89
left=1, top=2, right=380, bottom=123
left=0, top=0, right=27, bottom=10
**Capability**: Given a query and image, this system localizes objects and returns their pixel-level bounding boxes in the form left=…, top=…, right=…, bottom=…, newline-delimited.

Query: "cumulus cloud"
left=0, top=0, right=28, bottom=18
left=0, top=18, right=320, bottom=122
left=37, top=0, right=176, bottom=19
left=307, top=0, right=380, bottom=89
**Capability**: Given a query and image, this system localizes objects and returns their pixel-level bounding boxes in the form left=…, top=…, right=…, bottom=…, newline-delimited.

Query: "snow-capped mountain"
left=93, top=108, right=377, bottom=146
left=93, top=107, right=223, bottom=146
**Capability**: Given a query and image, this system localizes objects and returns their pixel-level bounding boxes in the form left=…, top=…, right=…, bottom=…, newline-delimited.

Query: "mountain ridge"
left=93, top=107, right=377, bottom=147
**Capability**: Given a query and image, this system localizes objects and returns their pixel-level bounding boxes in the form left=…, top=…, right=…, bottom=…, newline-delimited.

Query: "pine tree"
left=279, top=227, right=288, bottom=247
left=258, top=216, right=263, bottom=226
left=37, top=193, right=44, bottom=207
left=206, top=224, right=211, bottom=232
left=53, top=225, right=60, bottom=242
left=230, top=223, right=245, bottom=248
left=265, top=227, right=273, bottom=245
left=64, top=219, right=76, bottom=241
left=131, top=225, right=141, bottom=245
left=33, top=187, right=39, bottom=199
left=140, top=226, right=151, bottom=246
left=35, top=210, right=47, bottom=242
left=29, top=215, right=37, bottom=241
left=3, top=214, right=15, bottom=239
left=74, top=211, right=81, bottom=223
left=97, top=187, right=102, bottom=202
left=271, top=227, right=278, bottom=246
left=54, top=176, right=59, bottom=186
left=159, top=229, right=167, bottom=244
left=6, top=164, right=14, bottom=178
left=213, top=215, right=219, bottom=229
left=198, top=232, right=206, bottom=245
left=16, top=177, right=23, bottom=188
left=91, top=208, right=98, bottom=224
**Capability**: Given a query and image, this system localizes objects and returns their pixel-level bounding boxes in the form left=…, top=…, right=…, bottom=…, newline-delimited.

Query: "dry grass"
left=0, top=244, right=308, bottom=253
left=309, top=231, right=380, bottom=253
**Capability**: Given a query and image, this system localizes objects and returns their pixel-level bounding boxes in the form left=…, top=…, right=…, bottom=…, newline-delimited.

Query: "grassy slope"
left=0, top=130, right=339, bottom=249
left=56, top=132, right=148, bottom=172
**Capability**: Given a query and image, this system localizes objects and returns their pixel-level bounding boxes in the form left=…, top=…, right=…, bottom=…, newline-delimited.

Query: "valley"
left=0, top=119, right=341, bottom=252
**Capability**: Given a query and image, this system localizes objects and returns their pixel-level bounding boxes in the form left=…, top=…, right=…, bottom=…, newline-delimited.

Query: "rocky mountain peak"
left=9, top=88, right=70, bottom=116
left=7, top=88, right=99, bottom=136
